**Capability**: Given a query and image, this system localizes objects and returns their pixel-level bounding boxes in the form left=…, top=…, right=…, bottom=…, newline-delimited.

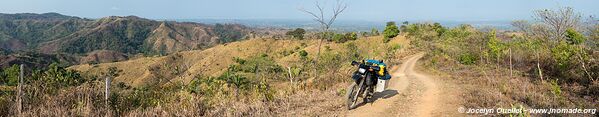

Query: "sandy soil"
left=347, top=53, right=463, bottom=117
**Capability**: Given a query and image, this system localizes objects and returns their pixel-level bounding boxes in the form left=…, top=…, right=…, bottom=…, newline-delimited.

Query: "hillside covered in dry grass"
left=2, top=34, right=409, bottom=116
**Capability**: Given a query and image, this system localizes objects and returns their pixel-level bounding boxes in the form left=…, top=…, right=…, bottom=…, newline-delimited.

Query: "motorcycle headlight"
left=358, top=68, right=366, bottom=74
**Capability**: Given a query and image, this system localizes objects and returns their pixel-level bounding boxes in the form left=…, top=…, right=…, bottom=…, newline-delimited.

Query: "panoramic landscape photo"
left=0, top=0, right=598, bottom=116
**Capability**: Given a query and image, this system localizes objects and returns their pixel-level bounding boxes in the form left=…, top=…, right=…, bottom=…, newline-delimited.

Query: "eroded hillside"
left=70, top=36, right=408, bottom=87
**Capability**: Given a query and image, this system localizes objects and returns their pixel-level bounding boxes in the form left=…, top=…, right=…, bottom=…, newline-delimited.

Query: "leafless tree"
left=299, top=0, right=347, bottom=61
left=510, top=20, right=546, bottom=80
left=534, top=7, right=581, bottom=41
left=511, top=20, right=531, bottom=34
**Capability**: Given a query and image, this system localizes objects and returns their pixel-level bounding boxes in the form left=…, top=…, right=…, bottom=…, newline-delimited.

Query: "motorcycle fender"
left=352, top=72, right=362, bottom=84
left=352, top=72, right=362, bottom=82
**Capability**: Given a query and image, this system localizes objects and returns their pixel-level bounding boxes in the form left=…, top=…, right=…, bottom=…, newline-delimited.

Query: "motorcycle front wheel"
left=346, top=79, right=364, bottom=110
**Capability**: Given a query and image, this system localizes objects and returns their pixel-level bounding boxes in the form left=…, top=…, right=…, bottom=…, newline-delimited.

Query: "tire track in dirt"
left=347, top=53, right=460, bottom=117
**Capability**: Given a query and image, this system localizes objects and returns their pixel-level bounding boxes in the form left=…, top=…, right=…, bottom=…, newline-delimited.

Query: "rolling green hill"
left=0, top=13, right=252, bottom=55
left=0, top=13, right=258, bottom=69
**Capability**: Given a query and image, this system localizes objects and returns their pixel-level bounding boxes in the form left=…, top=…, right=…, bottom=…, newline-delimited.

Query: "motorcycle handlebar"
left=351, top=61, right=360, bottom=66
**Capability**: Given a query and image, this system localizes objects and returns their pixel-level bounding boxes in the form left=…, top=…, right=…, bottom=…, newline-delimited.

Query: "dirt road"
left=347, top=53, right=462, bottom=117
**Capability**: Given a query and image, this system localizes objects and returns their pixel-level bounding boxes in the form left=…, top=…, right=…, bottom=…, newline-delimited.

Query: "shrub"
left=345, top=32, right=358, bottom=41
left=0, top=65, right=20, bottom=86
left=550, top=79, right=562, bottom=98
left=383, top=37, right=391, bottom=43
left=565, top=28, right=585, bottom=45
left=214, top=24, right=245, bottom=43
left=458, top=53, right=477, bottom=65
left=487, top=29, right=506, bottom=59
left=345, top=42, right=361, bottom=60
left=391, top=43, right=402, bottom=51
left=332, top=33, right=346, bottom=43
left=332, top=32, right=358, bottom=43
left=383, top=21, right=400, bottom=39
left=41, top=63, right=85, bottom=88
left=316, top=32, right=335, bottom=41
left=551, top=41, right=577, bottom=70
left=361, top=32, right=369, bottom=37
left=299, top=50, right=308, bottom=58
left=187, top=71, right=274, bottom=102
left=371, top=28, right=380, bottom=36
left=286, top=28, right=306, bottom=39
left=228, top=56, right=283, bottom=73
left=432, top=23, right=446, bottom=36
left=385, top=44, right=402, bottom=59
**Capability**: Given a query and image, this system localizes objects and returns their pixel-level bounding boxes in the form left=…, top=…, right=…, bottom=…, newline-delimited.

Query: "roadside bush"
left=550, top=41, right=577, bottom=70
left=299, top=50, right=308, bottom=58
left=187, top=71, right=274, bottom=102
left=458, top=53, right=477, bottom=65
left=345, top=32, right=358, bottom=41
left=331, top=32, right=358, bottom=43
left=228, top=55, right=283, bottom=74
left=332, top=33, right=346, bottom=43
left=487, top=29, right=507, bottom=60
left=565, top=28, right=585, bottom=45
left=286, top=28, right=306, bottom=39
left=0, top=65, right=20, bottom=86
left=316, top=32, right=335, bottom=41
left=371, top=28, right=380, bottom=36
left=383, top=37, right=391, bottom=43
left=383, top=21, right=400, bottom=39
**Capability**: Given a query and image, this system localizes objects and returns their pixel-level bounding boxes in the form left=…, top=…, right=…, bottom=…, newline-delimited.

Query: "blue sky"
left=0, top=0, right=597, bottom=21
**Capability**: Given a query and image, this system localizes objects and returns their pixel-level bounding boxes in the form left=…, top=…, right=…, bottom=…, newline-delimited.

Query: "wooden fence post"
left=509, top=48, right=513, bottom=78
left=287, top=67, right=293, bottom=86
left=17, top=64, right=24, bottom=115
left=105, top=76, right=111, bottom=116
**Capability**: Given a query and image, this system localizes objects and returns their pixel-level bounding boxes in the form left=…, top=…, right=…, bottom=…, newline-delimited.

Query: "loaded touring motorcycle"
left=346, top=59, right=391, bottom=110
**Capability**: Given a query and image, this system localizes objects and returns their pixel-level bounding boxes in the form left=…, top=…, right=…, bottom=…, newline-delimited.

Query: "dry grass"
left=420, top=53, right=598, bottom=116
left=4, top=35, right=410, bottom=116
left=69, top=36, right=406, bottom=88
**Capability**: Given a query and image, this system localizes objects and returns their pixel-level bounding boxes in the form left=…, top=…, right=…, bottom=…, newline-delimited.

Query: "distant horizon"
left=1, top=12, right=516, bottom=31
left=0, top=12, right=524, bottom=22
left=1, top=0, right=597, bottom=22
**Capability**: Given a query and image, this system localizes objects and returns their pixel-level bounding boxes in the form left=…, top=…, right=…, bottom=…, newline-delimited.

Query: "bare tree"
left=300, top=0, right=347, bottom=61
left=511, top=20, right=531, bottom=34
left=534, top=7, right=581, bottom=41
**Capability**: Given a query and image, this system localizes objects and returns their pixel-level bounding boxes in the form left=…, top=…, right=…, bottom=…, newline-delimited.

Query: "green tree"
left=104, top=67, right=122, bottom=78
left=565, top=28, right=585, bottom=45
left=345, top=32, right=358, bottom=41
left=487, top=29, right=505, bottom=59
left=551, top=41, right=577, bottom=70
left=43, top=63, right=84, bottom=87
left=0, top=65, right=20, bottom=86
left=458, top=53, right=477, bottom=65
left=332, top=33, right=346, bottom=43
left=361, top=32, right=369, bottom=37
left=215, top=23, right=244, bottom=43
left=286, top=28, right=306, bottom=39
left=383, top=21, right=400, bottom=39
left=345, top=42, right=360, bottom=60
left=432, top=22, right=446, bottom=36
left=299, top=50, right=308, bottom=59
left=371, top=28, right=380, bottom=36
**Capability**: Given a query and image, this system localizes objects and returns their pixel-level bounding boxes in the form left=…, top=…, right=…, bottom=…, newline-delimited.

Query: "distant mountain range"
left=0, top=13, right=258, bottom=55
left=0, top=13, right=267, bottom=69
left=175, top=19, right=514, bottom=32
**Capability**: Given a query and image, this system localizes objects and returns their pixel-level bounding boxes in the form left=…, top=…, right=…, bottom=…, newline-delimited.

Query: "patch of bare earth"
left=347, top=53, right=463, bottom=117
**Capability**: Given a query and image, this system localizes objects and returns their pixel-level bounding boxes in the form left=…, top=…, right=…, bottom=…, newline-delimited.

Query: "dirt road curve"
left=347, top=53, right=461, bottom=117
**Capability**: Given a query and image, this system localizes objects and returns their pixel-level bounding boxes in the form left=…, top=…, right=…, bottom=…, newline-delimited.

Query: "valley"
left=0, top=1, right=598, bottom=116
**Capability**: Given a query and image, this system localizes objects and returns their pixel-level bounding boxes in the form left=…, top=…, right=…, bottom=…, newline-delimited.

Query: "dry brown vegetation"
left=1, top=35, right=409, bottom=116
left=403, top=7, right=599, bottom=116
